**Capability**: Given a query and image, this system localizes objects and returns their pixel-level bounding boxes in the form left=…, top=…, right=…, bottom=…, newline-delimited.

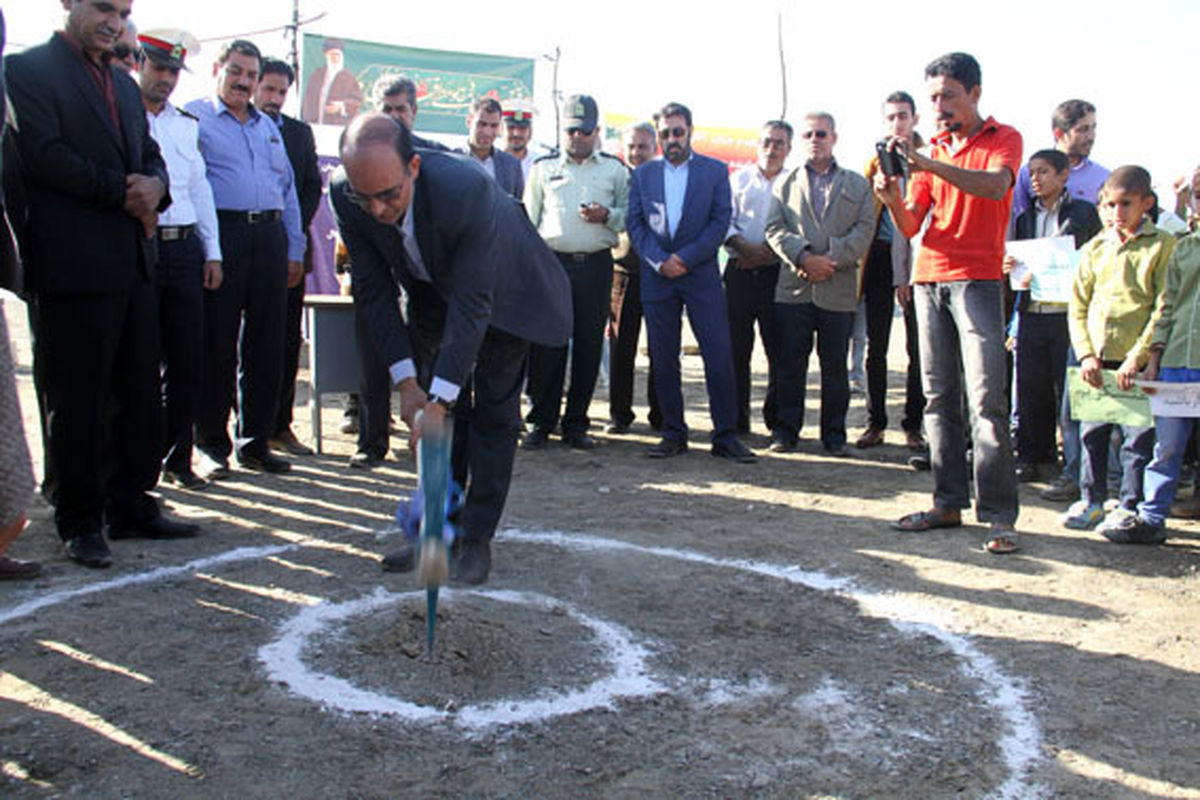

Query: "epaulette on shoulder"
left=534, top=150, right=559, bottom=163
left=599, top=151, right=621, bottom=162
left=177, top=107, right=200, bottom=122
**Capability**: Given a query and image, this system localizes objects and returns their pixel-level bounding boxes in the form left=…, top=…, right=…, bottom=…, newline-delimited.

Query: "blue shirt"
left=663, top=156, right=690, bottom=238
left=184, top=96, right=306, bottom=261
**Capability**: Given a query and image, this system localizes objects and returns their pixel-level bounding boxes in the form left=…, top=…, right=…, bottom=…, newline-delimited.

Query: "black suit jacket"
left=4, top=34, right=169, bottom=294
left=331, top=148, right=571, bottom=388
left=1014, top=194, right=1102, bottom=249
left=278, top=113, right=321, bottom=273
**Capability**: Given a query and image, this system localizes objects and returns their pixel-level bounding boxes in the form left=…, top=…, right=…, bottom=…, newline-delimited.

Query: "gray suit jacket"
left=766, top=163, right=875, bottom=312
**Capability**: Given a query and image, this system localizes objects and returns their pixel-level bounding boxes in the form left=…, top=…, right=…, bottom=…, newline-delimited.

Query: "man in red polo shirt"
left=874, top=52, right=1023, bottom=554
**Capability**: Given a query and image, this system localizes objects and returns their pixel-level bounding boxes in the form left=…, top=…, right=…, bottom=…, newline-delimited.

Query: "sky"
left=9, top=0, right=1200, bottom=196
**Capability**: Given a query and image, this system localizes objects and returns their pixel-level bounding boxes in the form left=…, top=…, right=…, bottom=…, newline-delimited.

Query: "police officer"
left=522, top=94, right=630, bottom=450
left=137, top=28, right=223, bottom=489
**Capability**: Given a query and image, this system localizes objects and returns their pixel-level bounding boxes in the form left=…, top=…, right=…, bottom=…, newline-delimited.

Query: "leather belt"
left=157, top=224, right=195, bottom=242
left=1026, top=301, right=1067, bottom=314
left=556, top=250, right=607, bottom=263
left=217, top=209, right=282, bottom=224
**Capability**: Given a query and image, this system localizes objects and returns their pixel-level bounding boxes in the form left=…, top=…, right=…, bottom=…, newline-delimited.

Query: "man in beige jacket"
left=765, top=112, right=875, bottom=456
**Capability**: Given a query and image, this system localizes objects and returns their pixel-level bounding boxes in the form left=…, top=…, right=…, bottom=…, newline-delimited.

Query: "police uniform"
left=139, top=31, right=222, bottom=485
left=522, top=95, right=630, bottom=444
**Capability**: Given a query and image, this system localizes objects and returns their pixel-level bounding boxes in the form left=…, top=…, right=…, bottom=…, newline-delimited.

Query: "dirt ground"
left=0, top=299, right=1197, bottom=799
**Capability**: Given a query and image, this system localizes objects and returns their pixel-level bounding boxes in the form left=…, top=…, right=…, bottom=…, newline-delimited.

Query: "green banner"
left=300, top=33, right=534, bottom=134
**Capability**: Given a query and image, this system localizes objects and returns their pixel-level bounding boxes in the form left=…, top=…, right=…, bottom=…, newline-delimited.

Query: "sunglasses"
left=344, top=180, right=408, bottom=211
left=801, top=130, right=830, bottom=140
left=111, top=43, right=140, bottom=62
left=566, top=126, right=595, bottom=137
left=658, top=126, right=687, bottom=140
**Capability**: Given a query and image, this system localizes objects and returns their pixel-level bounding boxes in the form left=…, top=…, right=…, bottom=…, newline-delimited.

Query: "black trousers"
left=608, top=266, right=659, bottom=428
left=413, top=321, right=528, bottom=544
left=157, top=235, right=205, bottom=473
left=862, top=242, right=896, bottom=430
left=196, top=218, right=287, bottom=459
left=724, top=259, right=780, bottom=434
left=352, top=297, right=392, bottom=458
left=900, top=294, right=926, bottom=433
left=273, top=279, right=306, bottom=436
left=774, top=301, right=854, bottom=449
left=31, top=283, right=162, bottom=537
left=1016, top=311, right=1068, bottom=465
left=527, top=250, right=612, bottom=436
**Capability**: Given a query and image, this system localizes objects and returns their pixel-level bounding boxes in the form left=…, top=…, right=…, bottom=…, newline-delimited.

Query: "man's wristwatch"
left=426, top=393, right=454, bottom=410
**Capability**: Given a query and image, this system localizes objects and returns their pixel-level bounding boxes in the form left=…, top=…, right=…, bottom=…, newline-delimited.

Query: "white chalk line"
left=0, top=528, right=1044, bottom=798
left=501, top=529, right=1045, bottom=800
left=259, top=587, right=662, bottom=731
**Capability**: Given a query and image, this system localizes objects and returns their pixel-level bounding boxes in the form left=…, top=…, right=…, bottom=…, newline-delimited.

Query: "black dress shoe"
left=604, top=420, right=630, bottom=434
left=563, top=432, right=596, bottom=450
left=270, top=428, right=314, bottom=456
left=348, top=450, right=385, bottom=469
left=520, top=428, right=551, bottom=450
left=825, top=443, right=850, bottom=458
left=768, top=435, right=798, bottom=453
left=162, top=468, right=208, bottom=491
left=646, top=437, right=688, bottom=458
left=108, top=515, right=201, bottom=540
left=196, top=450, right=231, bottom=481
left=237, top=448, right=291, bottom=474
left=64, top=533, right=113, bottom=568
left=712, top=438, right=757, bottom=463
left=450, top=539, right=491, bottom=585
left=1015, top=463, right=1039, bottom=483
left=381, top=542, right=415, bottom=572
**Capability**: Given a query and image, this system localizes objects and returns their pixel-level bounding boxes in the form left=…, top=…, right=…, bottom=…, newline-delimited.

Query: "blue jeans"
left=1138, top=367, right=1200, bottom=526
left=1080, top=421, right=1153, bottom=509
left=914, top=281, right=1018, bottom=524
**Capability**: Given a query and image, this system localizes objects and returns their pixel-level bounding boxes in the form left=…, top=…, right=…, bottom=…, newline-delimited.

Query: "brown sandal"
left=891, top=509, right=962, bottom=532
left=0, top=556, right=42, bottom=580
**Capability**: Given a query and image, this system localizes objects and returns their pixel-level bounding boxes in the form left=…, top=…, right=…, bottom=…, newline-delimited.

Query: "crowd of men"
left=4, top=0, right=1195, bottom=581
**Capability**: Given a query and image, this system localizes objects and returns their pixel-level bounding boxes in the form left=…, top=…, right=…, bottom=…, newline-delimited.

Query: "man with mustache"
left=137, top=28, right=223, bottom=490
left=875, top=52, right=1023, bottom=555
left=186, top=40, right=306, bottom=478
left=5, top=0, right=201, bottom=568
left=255, top=58, right=323, bottom=460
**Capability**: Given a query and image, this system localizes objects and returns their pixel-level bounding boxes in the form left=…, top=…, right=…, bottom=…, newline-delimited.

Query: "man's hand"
left=896, top=285, right=912, bottom=306
left=1080, top=355, right=1104, bottom=389
left=202, top=261, right=223, bottom=290
left=410, top=401, right=446, bottom=456
left=1116, top=355, right=1142, bottom=391
left=660, top=253, right=688, bottom=279
left=740, top=242, right=777, bottom=269
left=873, top=171, right=903, bottom=208
left=802, top=253, right=836, bottom=283
left=287, top=260, right=304, bottom=288
left=124, top=174, right=165, bottom=237
left=579, top=202, right=610, bottom=224
left=397, top=377, right=428, bottom=432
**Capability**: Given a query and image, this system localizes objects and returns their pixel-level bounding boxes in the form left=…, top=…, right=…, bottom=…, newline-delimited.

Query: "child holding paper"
left=1008, top=150, right=1102, bottom=484
left=1065, top=166, right=1176, bottom=532
left=1113, top=227, right=1200, bottom=543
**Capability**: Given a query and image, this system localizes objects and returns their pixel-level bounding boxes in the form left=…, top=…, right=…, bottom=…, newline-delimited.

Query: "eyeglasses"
left=801, top=130, right=830, bottom=140
left=658, top=126, right=687, bottom=140
left=566, top=126, right=594, bottom=137
left=111, top=43, right=140, bottom=62
left=344, top=180, right=408, bottom=211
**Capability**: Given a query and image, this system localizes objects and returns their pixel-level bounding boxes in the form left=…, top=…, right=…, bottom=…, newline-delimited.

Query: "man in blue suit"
left=627, top=103, right=756, bottom=462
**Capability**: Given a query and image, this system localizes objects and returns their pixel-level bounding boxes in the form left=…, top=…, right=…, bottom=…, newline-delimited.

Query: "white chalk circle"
left=259, top=586, right=663, bottom=731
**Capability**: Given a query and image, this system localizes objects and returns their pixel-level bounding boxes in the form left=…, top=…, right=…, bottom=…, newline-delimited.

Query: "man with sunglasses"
left=627, top=102, right=754, bottom=462
left=765, top=112, right=875, bottom=457
left=137, top=29, right=223, bottom=490
left=725, top=120, right=793, bottom=440
left=523, top=94, right=630, bottom=450
left=330, top=114, right=571, bottom=584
